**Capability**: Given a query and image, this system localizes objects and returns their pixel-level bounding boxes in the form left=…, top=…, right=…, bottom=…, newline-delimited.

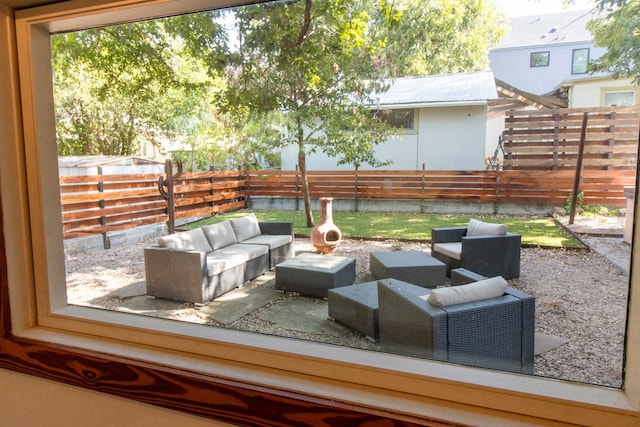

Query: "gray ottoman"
left=328, top=278, right=427, bottom=340
left=370, top=251, right=445, bottom=288
left=275, top=252, right=356, bottom=298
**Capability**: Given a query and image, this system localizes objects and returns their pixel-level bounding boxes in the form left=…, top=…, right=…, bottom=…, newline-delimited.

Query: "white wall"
left=490, top=42, right=607, bottom=95
left=280, top=105, right=487, bottom=171
left=0, top=369, right=233, bottom=427
left=568, top=77, right=639, bottom=108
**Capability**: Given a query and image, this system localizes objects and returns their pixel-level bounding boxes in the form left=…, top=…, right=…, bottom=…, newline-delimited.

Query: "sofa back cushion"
left=202, top=221, right=238, bottom=250
left=424, top=276, right=508, bottom=307
left=467, top=218, right=508, bottom=237
left=230, top=214, right=262, bottom=242
left=158, top=228, right=213, bottom=252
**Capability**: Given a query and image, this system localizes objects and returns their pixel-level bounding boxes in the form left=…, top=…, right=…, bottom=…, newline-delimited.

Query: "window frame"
left=530, top=50, right=550, bottom=67
left=374, top=108, right=417, bottom=134
left=602, top=88, right=638, bottom=107
left=2, top=0, right=640, bottom=425
left=571, top=47, right=590, bottom=75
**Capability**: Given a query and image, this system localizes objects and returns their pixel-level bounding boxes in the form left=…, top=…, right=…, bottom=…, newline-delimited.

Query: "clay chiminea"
left=310, top=197, right=342, bottom=254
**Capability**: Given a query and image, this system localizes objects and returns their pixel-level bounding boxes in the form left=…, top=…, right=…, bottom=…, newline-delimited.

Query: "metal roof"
left=495, top=9, right=596, bottom=50
left=371, top=71, right=498, bottom=108
left=58, top=155, right=163, bottom=168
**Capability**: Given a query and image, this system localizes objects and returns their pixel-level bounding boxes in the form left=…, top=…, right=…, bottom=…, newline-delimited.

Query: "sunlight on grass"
left=188, top=209, right=583, bottom=249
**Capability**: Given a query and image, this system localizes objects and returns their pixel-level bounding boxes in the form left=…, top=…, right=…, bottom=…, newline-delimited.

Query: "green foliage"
left=565, top=190, right=586, bottom=212
left=189, top=210, right=584, bottom=248
left=588, top=1, right=640, bottom=84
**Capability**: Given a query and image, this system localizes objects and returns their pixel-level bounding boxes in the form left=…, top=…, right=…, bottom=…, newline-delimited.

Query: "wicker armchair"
left=377, top=279, right=535, bottom=374
left=430, top=223, right=521, bottom=279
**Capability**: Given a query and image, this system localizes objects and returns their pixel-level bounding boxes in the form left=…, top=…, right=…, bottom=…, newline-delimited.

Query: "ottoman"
left=370, top=251, right=445, bottom=288
left=328, top=278, right=428, bottom=341
left=275, top=252, right=356, bottom=298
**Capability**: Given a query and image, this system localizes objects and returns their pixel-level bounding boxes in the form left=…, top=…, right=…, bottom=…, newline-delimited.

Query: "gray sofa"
left=144, top=214, right=294, bottom=304
left=377, top=277, right=535, bottom=374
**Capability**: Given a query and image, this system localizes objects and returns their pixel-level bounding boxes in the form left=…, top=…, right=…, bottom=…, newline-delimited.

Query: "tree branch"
left=295, top=0, right=312, bottom=47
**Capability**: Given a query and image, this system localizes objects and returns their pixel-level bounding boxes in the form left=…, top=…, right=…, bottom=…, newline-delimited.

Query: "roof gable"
left=496, top=9, right=596, bottom=50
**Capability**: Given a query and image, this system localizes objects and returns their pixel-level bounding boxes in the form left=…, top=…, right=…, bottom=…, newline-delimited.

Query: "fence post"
left=552, top=111, right=560, bottom=171
left=354, top=166, right=359, bottom=212
left=97, top=166, right=110, bottom=249
left=158, top=159, right=183, bottom=234
left=420, top=163, right=426, bottom=213
left=607, top=109, right=616, bottom=171
left=569, top=113, right=589, bottom=224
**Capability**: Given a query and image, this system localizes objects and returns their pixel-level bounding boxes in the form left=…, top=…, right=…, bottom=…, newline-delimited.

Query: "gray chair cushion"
left=432, top=242, right=462, bottom=260
left=202, top=221, right=238, bottom=250
left=205, top=253, right=246, bottom=276
left=230, top=214, right=262, bottom=241
left=157, top=228, right=212, bottom=252
left=215, top=243, right=268, bottom=261
left=241, top=234, right=292, bottom=249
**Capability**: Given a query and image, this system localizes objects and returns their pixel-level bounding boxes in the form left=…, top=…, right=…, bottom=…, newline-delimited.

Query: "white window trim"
left=3, top=0, right=640, bottom=424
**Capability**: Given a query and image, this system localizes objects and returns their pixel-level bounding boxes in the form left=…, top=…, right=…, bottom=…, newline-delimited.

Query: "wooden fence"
left=503, top=106, right=639, bottom=170
left=59, top=171, right=246, bottom=239
left=59, top=169, right=636, bottom=239
left=245, top=169, right=636, bottom=207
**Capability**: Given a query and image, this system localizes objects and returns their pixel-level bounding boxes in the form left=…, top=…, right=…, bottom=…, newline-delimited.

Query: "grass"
left=186, top=209, right=584, bottom=249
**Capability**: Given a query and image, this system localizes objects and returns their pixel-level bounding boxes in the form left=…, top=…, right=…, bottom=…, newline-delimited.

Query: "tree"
left=383, top=0, right=507, bottom=76
left=51, top=14, right=228, bottom=157
left=587, top=1, right=640, bottom=84
left=220, top=0, right=399, bottom=226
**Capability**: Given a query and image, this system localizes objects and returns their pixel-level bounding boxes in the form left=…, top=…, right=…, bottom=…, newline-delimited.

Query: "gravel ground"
left=65, top=218, right=629, bottom=388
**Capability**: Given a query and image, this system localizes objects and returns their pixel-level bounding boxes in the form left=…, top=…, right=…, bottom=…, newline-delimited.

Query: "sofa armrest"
left=259, top=221, right=294, bottom=237
left=144, top=247, right=208, bottom=299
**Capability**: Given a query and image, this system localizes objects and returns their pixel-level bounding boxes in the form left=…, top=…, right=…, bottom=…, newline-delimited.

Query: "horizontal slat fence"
left=503, top=106, right=639, bottom=170
left=59, top=171, right=246, bottom=239
left=245, top=169, right=636, bottom=207
left=59, top=169, right=636, bottom=239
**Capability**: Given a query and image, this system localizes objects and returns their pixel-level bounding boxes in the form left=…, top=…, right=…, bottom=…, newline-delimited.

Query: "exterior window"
left=572, top=48, right=589, bottom=74
left=603, top=90, right=636, bottom=107
left=374, top=108, right=415, bottom=131
left=530, top=51, right=550, bottom=67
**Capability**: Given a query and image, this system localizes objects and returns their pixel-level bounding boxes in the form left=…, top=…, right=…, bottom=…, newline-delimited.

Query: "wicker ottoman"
left=275, top=252, right=356, bottom=298
left=328, top=278, right=427, bottom=341
left=370, top=251, right=445, bottom=288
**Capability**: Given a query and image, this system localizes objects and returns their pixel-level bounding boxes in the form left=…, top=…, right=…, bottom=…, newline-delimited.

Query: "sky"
left=493, top=0, right=596, bottom=17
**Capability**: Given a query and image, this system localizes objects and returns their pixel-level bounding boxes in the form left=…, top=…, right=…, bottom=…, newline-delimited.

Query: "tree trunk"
left=297, top=118, right=314, bottom=227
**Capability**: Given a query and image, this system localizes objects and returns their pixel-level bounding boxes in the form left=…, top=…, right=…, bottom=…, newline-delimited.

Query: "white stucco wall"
left=280, top=105, right=488, bottom=171
left=568, top=77, right=639, bottom=108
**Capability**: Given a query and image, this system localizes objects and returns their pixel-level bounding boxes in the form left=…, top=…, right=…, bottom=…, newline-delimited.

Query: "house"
left=280, top=71, right=499, bottom=171
left=58, top=155, right=165, bottom=175
left=559, top=75, right=639, bottom=108
left=489, top=9, right=609, bottom=95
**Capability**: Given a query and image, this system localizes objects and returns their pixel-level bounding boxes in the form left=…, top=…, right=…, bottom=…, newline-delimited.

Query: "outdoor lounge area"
left=64, top=214, right=629, bottom=387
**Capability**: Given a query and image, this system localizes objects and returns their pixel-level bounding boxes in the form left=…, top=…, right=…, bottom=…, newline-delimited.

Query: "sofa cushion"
left=157, top=228, right=212, bottom=252
left=433, top=242, right=462, bottom=260
left=230, top=214, right=262, bottom=242
left=467, top=218, right=508, bottom=237
left=205, top=253, right=245, bottom=276
left=424, top=276, right=508, bottom=307
left=202, top=221, right=238, bottom=250
left=241, top=234, right=292, bottom=249
left=216, top=243, right=269, bottom=261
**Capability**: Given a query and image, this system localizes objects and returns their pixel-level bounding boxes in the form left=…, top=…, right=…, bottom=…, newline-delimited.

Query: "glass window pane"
left=530, top=51, right=549, bottom=67
left=572, top=48, right=589, bottom=74
left=604, top=91, right=636, bottom=106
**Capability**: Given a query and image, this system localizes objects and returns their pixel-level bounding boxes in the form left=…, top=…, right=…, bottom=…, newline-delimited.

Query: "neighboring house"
left=489, top=9, right=608, bottom=95
left=280, top=71, right=499, bottom=171
left=58, top=155, right=165, bottom=176
left=559, top=75, right=639, bottom=108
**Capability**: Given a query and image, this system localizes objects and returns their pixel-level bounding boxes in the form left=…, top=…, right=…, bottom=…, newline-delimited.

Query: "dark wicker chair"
left=430, top=226, right=521, bottom=279
left=377, top=279, right=535, bottom=374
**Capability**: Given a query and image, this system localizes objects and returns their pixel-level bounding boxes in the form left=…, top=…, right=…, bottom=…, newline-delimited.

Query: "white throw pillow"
left=467, top=218, right=508, bottom=237
left=230, top=214, right=262, bottom=242
left=425, top=276, right=508, bottom=307
left=157, top=228, right=213, bottom=252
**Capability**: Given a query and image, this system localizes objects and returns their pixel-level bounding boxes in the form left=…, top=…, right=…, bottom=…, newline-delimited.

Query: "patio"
left=65, top=216, right=629, bottom=387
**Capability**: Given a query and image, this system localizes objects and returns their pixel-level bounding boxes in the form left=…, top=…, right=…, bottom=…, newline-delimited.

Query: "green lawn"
left=186, top=209, right=583, bottom=248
